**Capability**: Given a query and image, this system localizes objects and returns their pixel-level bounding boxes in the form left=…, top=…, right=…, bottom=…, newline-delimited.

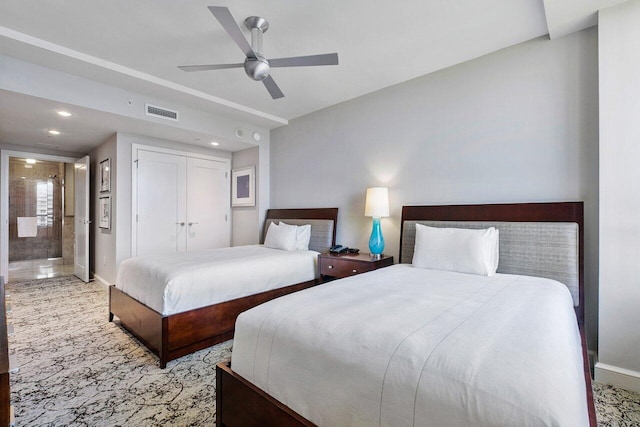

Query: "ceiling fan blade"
left=208, top=6, right=256, bottom=59
left=178, top=63, right=244, bottom=72
left=269, top=53, right=339, bottom=68
left=262, top=75, right=284, bottom=99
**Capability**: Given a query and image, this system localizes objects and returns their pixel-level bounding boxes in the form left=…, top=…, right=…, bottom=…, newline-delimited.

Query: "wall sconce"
left=364, top=187, right=389, bottom=259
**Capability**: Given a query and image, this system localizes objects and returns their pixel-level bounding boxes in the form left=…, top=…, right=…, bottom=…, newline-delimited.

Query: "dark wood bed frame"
left=216, top=202, right=597, bottom=427
left=109, top=208, right=338, bottom=369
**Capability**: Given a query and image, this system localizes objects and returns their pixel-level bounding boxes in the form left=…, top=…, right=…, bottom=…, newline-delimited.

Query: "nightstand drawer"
left=320, top=258, right=374, bottom=278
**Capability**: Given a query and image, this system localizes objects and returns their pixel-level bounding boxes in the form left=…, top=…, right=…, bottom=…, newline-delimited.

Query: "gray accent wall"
left=270, top=28, right=599, bottom=348
left=596, top=0, right=640, bottom=393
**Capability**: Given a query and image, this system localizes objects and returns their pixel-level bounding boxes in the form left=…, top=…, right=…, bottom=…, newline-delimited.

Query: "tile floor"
left=8, top=261, right=75, bottom=283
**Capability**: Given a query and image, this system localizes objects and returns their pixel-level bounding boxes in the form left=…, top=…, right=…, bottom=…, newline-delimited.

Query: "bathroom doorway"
left=7, top=157, right=75, bottom=281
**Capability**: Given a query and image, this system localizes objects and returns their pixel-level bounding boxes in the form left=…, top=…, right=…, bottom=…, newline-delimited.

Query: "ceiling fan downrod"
left=243, top=16, right=270, bottom=81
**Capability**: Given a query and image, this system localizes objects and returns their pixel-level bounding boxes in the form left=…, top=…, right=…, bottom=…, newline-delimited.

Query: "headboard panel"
left=264, top=208, right=338, bottom=254
left=400, top=202, right=584, bottom=325
left=402, top=221, right=579, bottom=305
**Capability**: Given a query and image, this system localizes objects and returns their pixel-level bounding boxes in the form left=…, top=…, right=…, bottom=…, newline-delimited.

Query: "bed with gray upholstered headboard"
left=216, top=201, right=596, bottom=427
left=400, top=202, right=585, bottom=324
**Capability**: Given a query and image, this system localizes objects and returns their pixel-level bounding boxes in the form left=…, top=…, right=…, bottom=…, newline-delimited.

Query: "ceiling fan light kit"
left=178, top=6, right=339, bottom=99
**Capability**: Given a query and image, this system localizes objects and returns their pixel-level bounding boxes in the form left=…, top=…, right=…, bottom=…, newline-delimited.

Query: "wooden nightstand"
left=318, top=253, right=393, bottom=280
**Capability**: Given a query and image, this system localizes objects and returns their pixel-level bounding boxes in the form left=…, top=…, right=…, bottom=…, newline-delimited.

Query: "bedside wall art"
left=99, top=158, right=111, bottom=192
left=99, top=196, right=111, bottom=229
left=232, top=166, right=255, bottom=207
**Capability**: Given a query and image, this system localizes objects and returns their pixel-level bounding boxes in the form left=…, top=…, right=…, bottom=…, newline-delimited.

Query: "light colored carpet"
left=7, top=276, right=231, bottom=426
left=6, top=275, right=640, bottom=426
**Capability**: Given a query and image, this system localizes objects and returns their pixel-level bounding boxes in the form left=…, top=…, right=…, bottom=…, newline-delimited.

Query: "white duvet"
left=115, top=245, right=319, bottom=315
left=232, top=264, right=589, bottom=427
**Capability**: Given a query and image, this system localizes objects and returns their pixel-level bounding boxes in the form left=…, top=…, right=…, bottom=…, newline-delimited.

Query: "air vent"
left=145, top=103, right=179, bottom=121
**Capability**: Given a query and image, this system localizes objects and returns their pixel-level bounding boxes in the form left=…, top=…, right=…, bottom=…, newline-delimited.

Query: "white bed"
left=116, top=245, right=319, bottom=315
left=109, top=207, right=338, bottom=368
left=216, top=203, right=595, bottom=426
left=232, top=265, right=589, bottom=427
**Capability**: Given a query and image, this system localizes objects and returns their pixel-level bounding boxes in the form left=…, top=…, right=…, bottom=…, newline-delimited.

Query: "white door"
left=134, top=150, right=187, bottom=257
left=74, top=155, right=90, bottom=282
left=186, top=157, right=230, bottom=251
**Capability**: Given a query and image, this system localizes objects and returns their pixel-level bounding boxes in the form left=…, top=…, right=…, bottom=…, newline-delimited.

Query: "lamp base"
left=368, top=217, right=385, bottom=257
left=370, top=253, right=382, bottom=260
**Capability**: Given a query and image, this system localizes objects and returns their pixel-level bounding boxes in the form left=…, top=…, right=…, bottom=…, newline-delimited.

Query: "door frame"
left=131, top=143, right=231, bottom=257
left=0, top=149, right=79, bottom=280
left=74, top=155, right=91, bottom=283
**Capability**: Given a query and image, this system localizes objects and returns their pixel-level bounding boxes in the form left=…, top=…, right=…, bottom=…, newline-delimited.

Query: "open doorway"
left=7, top=157, right=75, bottom=282
left=1, top=150, right=85, bottom=283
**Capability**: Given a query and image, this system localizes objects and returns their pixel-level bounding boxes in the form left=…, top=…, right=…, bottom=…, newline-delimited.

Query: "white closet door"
left=135, top=150, right=186, bottom=256
left=186, top=157, right=230, bottom=251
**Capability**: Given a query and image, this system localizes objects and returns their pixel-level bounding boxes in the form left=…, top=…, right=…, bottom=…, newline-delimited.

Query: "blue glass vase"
left=369, top=217, right=385, bottom=256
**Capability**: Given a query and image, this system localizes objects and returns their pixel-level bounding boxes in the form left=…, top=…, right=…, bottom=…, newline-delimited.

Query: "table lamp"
left=365, top=187, right=389, bottom=259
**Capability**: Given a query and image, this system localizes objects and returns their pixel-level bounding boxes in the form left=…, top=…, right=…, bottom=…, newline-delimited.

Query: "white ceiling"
left=0, top=0, right=624, bottom=153
left=0, top=90, right=254, bottom=154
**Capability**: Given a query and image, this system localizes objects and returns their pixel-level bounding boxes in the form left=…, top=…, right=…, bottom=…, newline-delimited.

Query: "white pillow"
left=264, top=222, right=298, bottom=251
left=280, top=222, right=312, bottom=251
left=412, top=224, right=499, bottom=276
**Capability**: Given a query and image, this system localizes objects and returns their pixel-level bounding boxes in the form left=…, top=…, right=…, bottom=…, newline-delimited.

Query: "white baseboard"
left=92, top=273, right=111, bottom=289
left=595, top=362, right=640, bottom=393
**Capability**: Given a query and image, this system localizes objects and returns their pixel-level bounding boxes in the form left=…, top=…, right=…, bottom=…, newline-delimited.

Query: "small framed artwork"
left=99, top=196, right=111, bottom=230
left=232, top=166, right=255, bottom=207
left=99, top=158, right=111, bottom=192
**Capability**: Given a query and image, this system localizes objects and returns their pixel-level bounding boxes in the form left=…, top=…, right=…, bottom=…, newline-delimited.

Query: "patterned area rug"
left=7, top=276, right=232, bottom=426
left=6, top=276, right=640, bottom=426
left=593, top=382, right=640, bottom=426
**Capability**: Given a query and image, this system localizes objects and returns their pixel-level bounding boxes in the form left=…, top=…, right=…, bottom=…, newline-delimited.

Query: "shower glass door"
left=8, top=158, right=63, bottom=261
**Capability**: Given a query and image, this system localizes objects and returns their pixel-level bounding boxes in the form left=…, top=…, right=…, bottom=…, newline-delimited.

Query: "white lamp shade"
left=364, top=187, right=389, bottom=217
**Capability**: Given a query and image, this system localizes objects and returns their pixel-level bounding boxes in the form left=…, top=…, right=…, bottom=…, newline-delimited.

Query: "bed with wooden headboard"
left=109, top=207, right=338, bottom=368
left=216, top=202, right=596, bottom=426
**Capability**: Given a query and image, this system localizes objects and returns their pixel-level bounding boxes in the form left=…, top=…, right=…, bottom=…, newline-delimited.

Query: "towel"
left=17, top=217, right=37, bottom=237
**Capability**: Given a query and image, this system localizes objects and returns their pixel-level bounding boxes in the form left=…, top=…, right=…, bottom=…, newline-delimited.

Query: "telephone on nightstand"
left=329, top=245, right=359, bottom=254
left=329, top=245, right=349, bottom=254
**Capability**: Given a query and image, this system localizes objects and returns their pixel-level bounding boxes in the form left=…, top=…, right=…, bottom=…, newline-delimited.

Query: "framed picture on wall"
left=232, top=166, right=255, bottom=207
left=99, top=196, right=111, bottom=229
left=99, top=158, right=111, bottom=192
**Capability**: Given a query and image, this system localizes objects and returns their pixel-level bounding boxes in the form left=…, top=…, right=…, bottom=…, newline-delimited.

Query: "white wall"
left=596, top=0, right=640, bottom=393
left=271, top=29, right=599, bottom=348
left=90, top=134, right=117, bottom=285
left=0, top=142, right=83, bottom=159
left=232, top=147, right=260, bottom=246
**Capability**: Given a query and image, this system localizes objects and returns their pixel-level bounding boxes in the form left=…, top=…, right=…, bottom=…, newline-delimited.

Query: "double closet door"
left=133, top=148, right=230, bottom=257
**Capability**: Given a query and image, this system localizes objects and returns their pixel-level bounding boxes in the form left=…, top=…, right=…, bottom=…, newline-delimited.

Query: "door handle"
left=176, top=222, right=185, bottom=226
left=188, top=222, right=199, bottom=226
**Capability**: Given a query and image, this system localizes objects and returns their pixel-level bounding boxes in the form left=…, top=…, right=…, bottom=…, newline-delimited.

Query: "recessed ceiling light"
left=211, top=142, right=220, bottom=146
left=20, top=177, right=26, bottom=180
left=48, top=130, right=60, bottom=135
left=57, top=111, right=72, bottom=117
left=24, top=165, right=33, bottom=169
left=25, top=158, right=37, bottom=164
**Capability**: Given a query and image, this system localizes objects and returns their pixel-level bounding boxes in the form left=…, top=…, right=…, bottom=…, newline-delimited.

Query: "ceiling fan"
left=178, top=6, right=339, bottom=99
